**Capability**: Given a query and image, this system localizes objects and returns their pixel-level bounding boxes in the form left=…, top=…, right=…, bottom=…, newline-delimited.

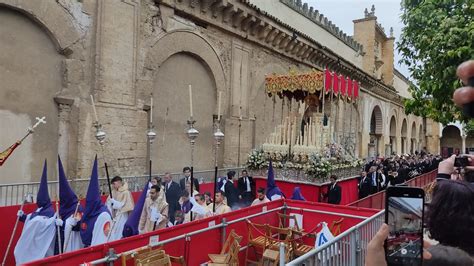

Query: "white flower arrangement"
left=246, top=148, right=266, bottom=170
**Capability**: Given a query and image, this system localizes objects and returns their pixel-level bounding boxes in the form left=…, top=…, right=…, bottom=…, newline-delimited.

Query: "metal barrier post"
left=105, top=248, right=118, bottom=266
left=279, top=242, right=285, bottom=266
left=221, top=218, right=227, bottom=246
left=353, top=228, right=360, bottom=266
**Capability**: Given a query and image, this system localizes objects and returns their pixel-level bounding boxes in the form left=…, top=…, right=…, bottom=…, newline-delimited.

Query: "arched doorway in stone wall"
left=153, top=52, right=217, bottom=172
left=401, top=119, right=408, bottom=154
left=369, top=105, right=383, bottom=158
left=410, top=122, right=417, bottom=154
left=0, top=7, right=63, bottom=182
left=389, top=116, right=397, bottom=155
left=440, top=125, right=462, bottom=157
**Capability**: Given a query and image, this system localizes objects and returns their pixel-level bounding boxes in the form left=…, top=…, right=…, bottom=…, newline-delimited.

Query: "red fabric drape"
left=325, top=69, right=333, bottom=93
left=353, top=81, right=359, bottom=99
left=333, top=74, right=339, bottom=95
left=340, top=76, right=347, bottom=98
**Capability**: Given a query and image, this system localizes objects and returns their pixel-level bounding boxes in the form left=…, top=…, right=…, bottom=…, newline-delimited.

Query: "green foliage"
left=398, top=0, right=474, bottom=124
left=465, top=120, right=474, bottom=138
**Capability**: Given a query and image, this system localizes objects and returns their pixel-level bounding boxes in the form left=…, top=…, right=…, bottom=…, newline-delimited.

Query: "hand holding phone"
left=385, top=186, right=425, bottom=266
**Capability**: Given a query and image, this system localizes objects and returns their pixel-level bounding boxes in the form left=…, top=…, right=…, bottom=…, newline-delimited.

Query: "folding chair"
left=245, top=221, right=271, bottom=265
left=267, top=225, right=293, bottom=262
left=290, top=229, right=315, bottom=258
left=278, top=213, right=300, bottom=231
left=330, top=218, right=344, bottom=236
left=208, top=230, right=242, bottom=264
left=208, top=239, right=241, bottom=266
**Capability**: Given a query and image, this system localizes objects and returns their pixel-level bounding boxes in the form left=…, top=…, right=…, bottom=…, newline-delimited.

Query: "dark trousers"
left=241, top=192, right=253, bottom=207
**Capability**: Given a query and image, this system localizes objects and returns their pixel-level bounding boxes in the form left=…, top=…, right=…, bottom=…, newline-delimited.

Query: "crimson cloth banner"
left=0, top=141, right=21, bottom=166
left=324, top=69, right=333, bottom=93
left=333, top=74, right=339, bottom=95
left=340, top=76, right=347, bottom=98
left=353, top=81, right=359, bottom=99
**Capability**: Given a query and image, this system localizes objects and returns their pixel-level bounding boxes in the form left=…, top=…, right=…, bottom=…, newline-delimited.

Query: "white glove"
left=110, top=199, right=124, bottom=210
left=17, top=210, right=24, bottom=217
left=69, top=217, right=78, bottom=227
left=55, top=218, right=64, bottom=227
left=150, top=207, right=161, bottom=222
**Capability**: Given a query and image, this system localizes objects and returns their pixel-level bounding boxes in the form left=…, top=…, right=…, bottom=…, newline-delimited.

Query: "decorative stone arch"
left=370, top=105, right=383, bottom=135
left=410, top=121, right=417, bottom=153
left=388, top=115, right=397, bottom=155
left=143, top=30, right=226, bottom=171
left=440, top=125, right=462, bottom=157
left=144, top=30, right=226, bottom=101
left=0, top=0, right=82, bottom=54
left=401, top=118, right=408, bottom=154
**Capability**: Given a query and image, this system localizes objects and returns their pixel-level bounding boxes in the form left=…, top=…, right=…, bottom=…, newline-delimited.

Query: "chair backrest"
left=227, top=239, right=241, bottom=266
left=268, top=225, right=292, bottom=242
left=330, top=218, right=344, bottom=236
left=135, top=251, right=168, bottom=266
left=121, top=246, right=156, bottom=266
left=220, top=229, right=243, bottom=254
left=278, top=213, right=300, bottom=230
left=247, top=221, right=270, bottom=240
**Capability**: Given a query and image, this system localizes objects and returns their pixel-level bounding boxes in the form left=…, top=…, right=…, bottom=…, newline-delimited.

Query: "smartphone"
left=385, top=186, right=425, bottom=266
left=454, top=156, right=469, bottom=168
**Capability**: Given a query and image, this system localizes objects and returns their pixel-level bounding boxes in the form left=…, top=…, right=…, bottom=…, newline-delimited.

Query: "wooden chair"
left=278, top=213, right=300, bottom=231
left=121, top=246, right=159, bottom=266
left=290, top=229, right=315, bottom=258
left=135, top=250, right=168, bottom=266
left=330, top=218, right=344, bottom=236
left=245, top=221, right=271, bottom=265
left=261, top=248, right=280, bottom=266
left=208, top=230, right=243, bottom=264
left=208, top=239, right=241, bottom=266
left=169, top=255, right=186, bottom=266
left=267, top=225, right=293, bottom=262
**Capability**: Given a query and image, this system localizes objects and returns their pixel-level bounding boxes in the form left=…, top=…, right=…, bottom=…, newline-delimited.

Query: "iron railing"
left=287, top=210, right=385, bottom=266
left=0, top=167, right=244, bottom=206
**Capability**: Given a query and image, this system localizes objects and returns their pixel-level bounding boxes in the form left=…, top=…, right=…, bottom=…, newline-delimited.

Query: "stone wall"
left=0, top=0, right=440, bottom=183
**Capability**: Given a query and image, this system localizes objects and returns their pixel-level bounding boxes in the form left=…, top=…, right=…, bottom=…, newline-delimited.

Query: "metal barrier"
left=0, top=167, right=244, bottom=206
left=287, top=210, right=385, bottom=266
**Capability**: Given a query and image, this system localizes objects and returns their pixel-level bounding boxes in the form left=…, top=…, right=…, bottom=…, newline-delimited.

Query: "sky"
left=306, top=0, right=410, bottom=79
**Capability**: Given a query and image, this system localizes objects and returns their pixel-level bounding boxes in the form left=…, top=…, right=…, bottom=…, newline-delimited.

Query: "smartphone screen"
left=385, top=187, right=424, bottom=266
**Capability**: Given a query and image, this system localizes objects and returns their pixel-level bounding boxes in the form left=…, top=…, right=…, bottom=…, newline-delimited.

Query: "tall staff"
left=213, top=92, right=225, bottom=212
left=147, top=95, right=157, bottom=183
left=90, top=95, right=113, bottom=200
left=2, top=194, right=32, bottom=266
left=186, top=85, right=199, bottom=221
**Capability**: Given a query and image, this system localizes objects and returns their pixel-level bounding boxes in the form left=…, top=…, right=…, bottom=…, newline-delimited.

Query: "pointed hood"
left=80, top=156, right=109, bottom=246
left=31, top=160, right=54, bottom=219
left=266, top=160, right=284, bottom=200
left=290, top=187, right=306, bottom=201
left=122, top=182, right=149, bottom=237
left=58, top=156, right=81, bottom=219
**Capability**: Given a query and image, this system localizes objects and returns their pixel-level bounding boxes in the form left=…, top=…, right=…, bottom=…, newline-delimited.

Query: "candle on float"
left=217, top=91, right=222, bottom=121
left=188, top=85, right=193, bottom=118
left=90, top=95, right=99, bottom=122
left=150, top=97, right=153, bottom=124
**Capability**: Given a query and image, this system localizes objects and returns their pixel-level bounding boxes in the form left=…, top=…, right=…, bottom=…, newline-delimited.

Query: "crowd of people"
left=358, top=153, right=442, bottom=199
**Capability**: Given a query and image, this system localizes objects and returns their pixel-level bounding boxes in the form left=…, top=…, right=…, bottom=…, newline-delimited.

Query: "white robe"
left=107, top=212, right=128, bottom=241
left=63, top=216, right=84, bottom=252
left=14, top=214, right=57, bottom=265
left=90, top=212, right=112, bottom=246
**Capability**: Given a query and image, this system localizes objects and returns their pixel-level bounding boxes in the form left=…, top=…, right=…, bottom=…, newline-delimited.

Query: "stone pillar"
left=54, top=96, right=74, bottom=174
left=462, top=134, right=467, bottom=154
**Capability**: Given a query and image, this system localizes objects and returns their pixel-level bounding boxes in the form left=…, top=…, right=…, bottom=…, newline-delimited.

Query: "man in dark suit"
left=179, top=166, right=200, bottom=192
left=325, top=175, right=341, bottom=204
left=163, top=172, right=181, bottom=224
left=368, top=166, right=383, bottom=194
left=358, top=171, right=371, bottom=199
left=224, top=170, right=239, bottom=210
left=237, top=169, right=254, bottom=207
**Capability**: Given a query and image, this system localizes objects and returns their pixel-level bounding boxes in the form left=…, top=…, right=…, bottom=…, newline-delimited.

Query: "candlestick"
left=217, top=91, right=222, bottom=121
left=150, top=96, right=153, bottom=124
left=189, top=85, right=193, bottom=118
left=239, top=106, right=242, bottom=120
left=90, top=95, right=99, bottom=123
